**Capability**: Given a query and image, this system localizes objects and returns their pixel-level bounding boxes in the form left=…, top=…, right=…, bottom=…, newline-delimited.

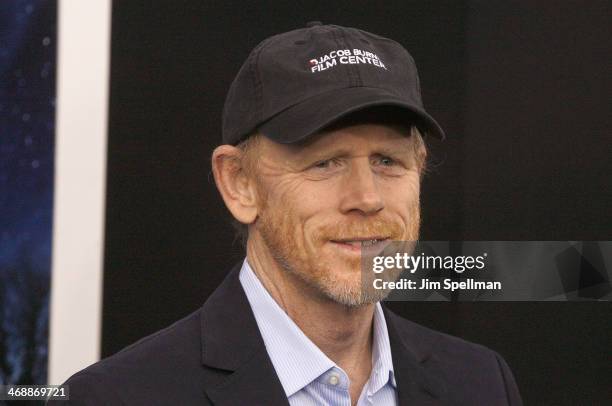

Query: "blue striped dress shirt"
left=239, top=259, right=398, bottom=406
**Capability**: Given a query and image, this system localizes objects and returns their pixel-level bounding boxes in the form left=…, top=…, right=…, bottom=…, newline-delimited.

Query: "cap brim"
left=258, top=86, right=445, bottom=143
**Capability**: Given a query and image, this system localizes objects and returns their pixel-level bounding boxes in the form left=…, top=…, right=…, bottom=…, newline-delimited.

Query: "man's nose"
left=338, top=159, right=384, bottom=215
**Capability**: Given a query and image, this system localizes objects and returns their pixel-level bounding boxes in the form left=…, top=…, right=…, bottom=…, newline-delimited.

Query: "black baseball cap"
left=222, top=22, right=445, bottom=145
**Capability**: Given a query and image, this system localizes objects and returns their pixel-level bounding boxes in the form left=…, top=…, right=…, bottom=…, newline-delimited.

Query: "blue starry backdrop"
left=0, top=0, right=57, bottom=385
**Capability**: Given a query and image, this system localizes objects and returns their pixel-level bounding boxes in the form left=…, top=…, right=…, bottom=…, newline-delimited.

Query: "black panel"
left=104, top=1, right=611, bottom=404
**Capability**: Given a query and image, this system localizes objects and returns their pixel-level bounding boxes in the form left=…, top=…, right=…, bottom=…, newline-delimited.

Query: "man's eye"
left=313, top=158, right=339, bottom=169
left=377, top=156, right=396, bottom=166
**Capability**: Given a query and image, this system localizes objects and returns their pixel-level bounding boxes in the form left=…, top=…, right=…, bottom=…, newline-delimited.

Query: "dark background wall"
left=103, top=1, right=611, bottom=404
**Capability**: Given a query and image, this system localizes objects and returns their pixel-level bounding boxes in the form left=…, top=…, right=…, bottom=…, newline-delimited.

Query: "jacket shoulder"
left=384, top=308, right=522, bottom=405
left=50, top=308, right=210, bottom=405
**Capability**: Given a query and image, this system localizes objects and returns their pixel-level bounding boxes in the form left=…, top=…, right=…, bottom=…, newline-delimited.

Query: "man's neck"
left=246, top=239, right=374, bottom=398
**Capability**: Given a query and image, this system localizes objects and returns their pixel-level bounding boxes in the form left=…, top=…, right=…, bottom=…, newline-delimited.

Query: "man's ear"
left=211, top=145, right=259, bottom=225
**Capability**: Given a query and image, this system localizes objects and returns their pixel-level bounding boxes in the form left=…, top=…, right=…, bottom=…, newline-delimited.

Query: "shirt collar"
left=370, top=299, right=397, bottom=391
left=239, top=258, right=395, bottom=397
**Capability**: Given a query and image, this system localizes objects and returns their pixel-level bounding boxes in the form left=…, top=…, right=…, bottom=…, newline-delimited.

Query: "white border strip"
left=48, top=0, right=112, bottom=384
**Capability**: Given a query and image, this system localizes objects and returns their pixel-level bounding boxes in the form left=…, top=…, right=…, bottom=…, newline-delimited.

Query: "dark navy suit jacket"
left=49, top=262, right=523, bottom=405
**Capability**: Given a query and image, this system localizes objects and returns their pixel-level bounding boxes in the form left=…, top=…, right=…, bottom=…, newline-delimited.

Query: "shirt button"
left=328, top=373, right=340, bottom=386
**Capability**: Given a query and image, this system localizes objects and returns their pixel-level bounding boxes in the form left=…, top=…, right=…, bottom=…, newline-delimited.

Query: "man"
left=52, top=22, right=522, bottom=405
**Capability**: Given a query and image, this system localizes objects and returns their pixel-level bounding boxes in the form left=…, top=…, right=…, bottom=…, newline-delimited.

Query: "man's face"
left=250, top=122, right=423, bottom=306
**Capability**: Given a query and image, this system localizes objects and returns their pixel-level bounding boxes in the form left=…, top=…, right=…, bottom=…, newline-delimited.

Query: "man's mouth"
left=332, top=238, right=386, bottom=246
left=329, top=237, right=390, bottom=254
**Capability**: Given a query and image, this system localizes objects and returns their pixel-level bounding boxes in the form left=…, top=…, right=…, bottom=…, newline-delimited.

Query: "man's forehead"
left=273, top=122, right=414, bottom=156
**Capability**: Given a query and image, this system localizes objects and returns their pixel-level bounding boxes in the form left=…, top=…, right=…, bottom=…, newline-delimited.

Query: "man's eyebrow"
left=289, top=145, right=349, bottom=159
left=373, top=144, right=414, bottom=156
left=295, top=143, right=415, bottom=161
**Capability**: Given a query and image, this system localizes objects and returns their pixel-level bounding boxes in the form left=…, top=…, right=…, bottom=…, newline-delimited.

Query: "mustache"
left=313, top=217, right=405, bottom=241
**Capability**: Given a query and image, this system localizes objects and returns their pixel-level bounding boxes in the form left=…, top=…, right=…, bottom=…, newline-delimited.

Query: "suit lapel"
left=384, top=306, right=448, bottom=405
left=199, top=261, right=289, bottom=406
